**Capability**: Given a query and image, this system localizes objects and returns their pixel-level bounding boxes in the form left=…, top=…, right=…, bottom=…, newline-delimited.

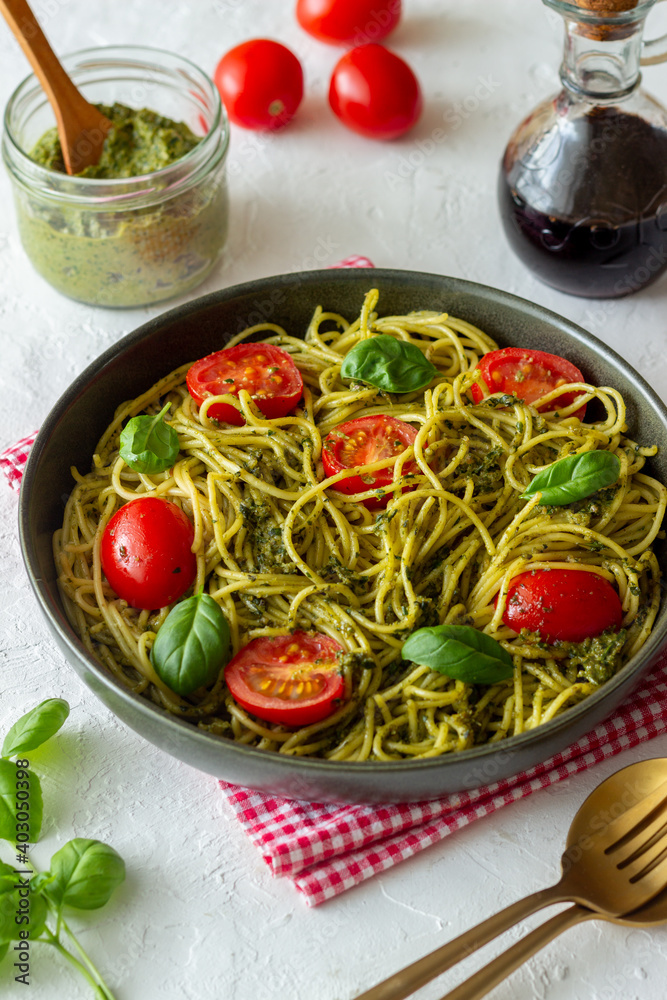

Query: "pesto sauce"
left=15, top=103, right=228, bottom=307
left=557, top=628, right=628, bottom=685
left=30, top=102, right=200, bottom=178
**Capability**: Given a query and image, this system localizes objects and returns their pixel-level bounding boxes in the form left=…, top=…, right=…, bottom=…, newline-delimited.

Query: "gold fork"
left=355, top=758, right=667, bottom=1000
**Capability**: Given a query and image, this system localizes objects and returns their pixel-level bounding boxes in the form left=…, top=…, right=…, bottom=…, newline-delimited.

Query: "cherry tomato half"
left=100, top=497, right=197, bottom=610
left=328, top=43, right=422, bottom=140
left=501, top=568, right=623, bottom=644
left=225, top=632, right=346, bottom=726
left=322, top=414, right=418, bottom=509
left=213, top=39, right=303, bottom=130
left=470, top=348, right=586, bottom=419
left=296, top=0, right=401, bottom=45
left=186, top=343, right=304, bottom=426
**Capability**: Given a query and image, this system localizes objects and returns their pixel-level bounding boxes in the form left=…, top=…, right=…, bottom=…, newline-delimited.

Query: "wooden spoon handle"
left=0, top=0, right=84, bottom=115
left=437, top=905, right=596, bottom=1000
left=0, top=0, right=110, bottom=172
left=353, top=886, right=563, bottom=1000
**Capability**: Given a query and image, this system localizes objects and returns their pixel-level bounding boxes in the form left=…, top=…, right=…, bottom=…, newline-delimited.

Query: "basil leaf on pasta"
left=151, top=593, right=230, bottom=695
left=521, top=451, right=621, bottom=506
left=119, top=403, right=179, bottom=474
left=340, top=335, right=437, bottom=393
left=402, top=625, right=514, bottom=685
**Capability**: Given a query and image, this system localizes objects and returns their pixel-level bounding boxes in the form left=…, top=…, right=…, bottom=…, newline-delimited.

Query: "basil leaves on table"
left=151, top=592, right=231, bottom=695
left=0, top=757, right=43, bottom=843
left=0, top=700, right=126, bottom=998
left=340, top=335, right=438, bottom=393
left=402, top=624, right=514, bottom=685
left=521, top=451, right=621, bottom=506
left=43, top=838, right=126, bottom=911
left=0, top=699, right=69, bottom=843
left=1, top=697, right=69, bottom=759
left=119, top=401, right=180, bottom=474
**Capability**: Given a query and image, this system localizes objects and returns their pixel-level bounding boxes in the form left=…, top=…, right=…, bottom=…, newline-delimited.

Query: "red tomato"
left=225, top=632, right=346, bottom=725
left=501, top=569, right=623, bottom=644
left=296, top=0, right=401, bottom=45
left=321, top=414, right=418, bottom=509
left=186, top=343, right=304, bottom=426
left=100, top=497, right=197, bottom=610
left=470, top=348, right=586, bottom=418
left=328, top=43, right=422, bottom=140
left=213, top=39, right=303, bottom=130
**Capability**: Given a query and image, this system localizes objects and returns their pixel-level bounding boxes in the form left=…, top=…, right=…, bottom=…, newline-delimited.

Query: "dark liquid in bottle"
left=499, top=107, right=667, bottom=298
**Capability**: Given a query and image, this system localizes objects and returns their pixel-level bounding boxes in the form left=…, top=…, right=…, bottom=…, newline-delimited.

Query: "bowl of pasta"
left=19, top=269, right=667, bottom=803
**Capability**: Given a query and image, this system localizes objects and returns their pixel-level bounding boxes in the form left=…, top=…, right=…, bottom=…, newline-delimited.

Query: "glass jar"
left=2, top=45, right=230, bottom=308
left=499, top=0, right=667, bottom=299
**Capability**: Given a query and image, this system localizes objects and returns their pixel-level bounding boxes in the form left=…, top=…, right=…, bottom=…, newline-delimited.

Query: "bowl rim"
left=19, top=268, right=667, bottom=782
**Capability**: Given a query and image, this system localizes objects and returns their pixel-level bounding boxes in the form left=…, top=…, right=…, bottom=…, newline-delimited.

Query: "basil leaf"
left=0, top=876, right=47, bottom=941
left=0, top=759, right=43, bottom=844
left=402, top=624, right=514, bottom=684
left=521, top=451, right=621, bottom=506
left=119, top=402, right=180, bottom=474
left=151, top=593, right=231, bottom=695
left=340, top=335, right=437, bottom=393
left=45, top=838, right=125, bottom=911
left=1, top=699, right=70, bottom=759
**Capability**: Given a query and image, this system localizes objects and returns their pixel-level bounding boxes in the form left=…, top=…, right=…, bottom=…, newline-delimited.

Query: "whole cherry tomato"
left=186, top=343, right=304, bottom=426
left=296, top=0, right=401, bottom=45
left=470, top=347, right=587, bottom=419
left=100, top=497, right=197, bottom=610
left=213, top=39, right=303, bottom=130
left=501, top=568, right=623, bottom=644
left=328, top=42, right=422, bottom=139
left=225, top=632, right=346, bottom=726
left=321, top=414, right=418, bottom=509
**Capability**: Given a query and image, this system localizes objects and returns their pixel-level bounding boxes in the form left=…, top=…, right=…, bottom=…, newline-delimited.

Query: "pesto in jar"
left=11, top=102, right=228, bottom=308
left=29, top=102, right=201, bottom=178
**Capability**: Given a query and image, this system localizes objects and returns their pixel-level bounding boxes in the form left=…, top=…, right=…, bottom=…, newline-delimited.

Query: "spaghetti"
left=54, top=290, right=666, bottom=760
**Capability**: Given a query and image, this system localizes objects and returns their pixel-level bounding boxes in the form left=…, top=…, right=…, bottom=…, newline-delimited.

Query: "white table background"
left=2, top=1, right=667, bottom=997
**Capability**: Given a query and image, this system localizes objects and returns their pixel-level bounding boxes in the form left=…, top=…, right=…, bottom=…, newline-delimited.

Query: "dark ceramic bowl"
left=19, top=270, right=667, bottom=803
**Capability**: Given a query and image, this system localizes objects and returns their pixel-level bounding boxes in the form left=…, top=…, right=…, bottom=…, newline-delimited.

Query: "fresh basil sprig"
left=340, top=335, right=438, bottom=393
left=119, top=402, right=180, bottom=474
left=151, top=592, right=231, bottom=695
left=521, top=451, right=621, bottom=506
left=0, top=700, right=126, bottom=998
left=402, top=624, right=514, bottom=684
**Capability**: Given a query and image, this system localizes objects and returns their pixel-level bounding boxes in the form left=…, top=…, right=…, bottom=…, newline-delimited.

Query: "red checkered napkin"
left=4, top=252, right=667, bottom=906
left=0, top=432, right=37, bottom=493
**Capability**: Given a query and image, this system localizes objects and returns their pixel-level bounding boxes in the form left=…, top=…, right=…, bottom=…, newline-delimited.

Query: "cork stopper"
left=569, top=0, right=646, bottom=40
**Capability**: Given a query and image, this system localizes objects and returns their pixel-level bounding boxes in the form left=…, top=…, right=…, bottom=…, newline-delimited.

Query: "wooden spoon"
left=0, top=0, right=112, bottom=174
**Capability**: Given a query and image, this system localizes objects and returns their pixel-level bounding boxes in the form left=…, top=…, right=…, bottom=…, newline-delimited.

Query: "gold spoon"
left=0, top=0, right=111, bottom=174
left=437, top=756, right=667, bottom=999
left=355, top=757, right=667, bottom=1000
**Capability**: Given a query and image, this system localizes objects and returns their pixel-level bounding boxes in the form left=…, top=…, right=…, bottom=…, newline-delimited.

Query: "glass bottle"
left=499, top=0, right=667, bottom=298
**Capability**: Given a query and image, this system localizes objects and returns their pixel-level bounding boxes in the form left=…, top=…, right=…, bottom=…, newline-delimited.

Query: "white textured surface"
left=2, top=1, right=667, bottom=998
